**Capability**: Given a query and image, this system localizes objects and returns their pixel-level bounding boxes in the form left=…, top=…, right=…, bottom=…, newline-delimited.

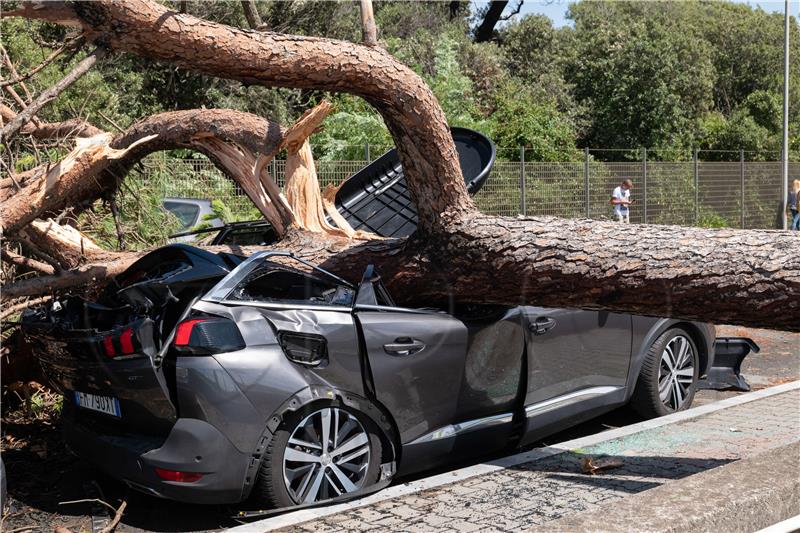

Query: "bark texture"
left=6, top=0, right=474, bottom=233
left=2, top=0, right=799, bottom=332
left=1, top=109, right=289, bottom=235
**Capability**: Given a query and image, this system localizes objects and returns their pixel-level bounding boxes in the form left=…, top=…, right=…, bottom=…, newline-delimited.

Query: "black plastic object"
left=334, top=127, right=496, bottom=237
left=697, top=337, right=760, bottom=392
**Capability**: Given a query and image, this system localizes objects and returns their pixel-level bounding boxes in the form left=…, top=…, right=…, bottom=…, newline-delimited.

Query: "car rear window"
left=228, top=264, right=354, bottom=307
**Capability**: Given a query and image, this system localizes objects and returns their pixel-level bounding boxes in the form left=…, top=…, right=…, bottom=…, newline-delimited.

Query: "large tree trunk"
left=3, top=0, right=799, bottom=332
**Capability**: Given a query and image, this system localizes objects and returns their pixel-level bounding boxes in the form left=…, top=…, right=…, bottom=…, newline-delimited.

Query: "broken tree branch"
left=1, top=46, right=109, bottom=141
left=240, top=0, right=264, bottom=30
left=359, top=0, right=378, bottom=47
left=0, top=34, right=86, bottom=88
left=1, top=248, right=56, bottom=275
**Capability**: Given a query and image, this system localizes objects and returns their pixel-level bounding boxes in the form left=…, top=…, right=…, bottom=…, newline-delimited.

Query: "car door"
left=522, top=306, right=632, bottom=407
left=354, top=309, right=468, bottom=445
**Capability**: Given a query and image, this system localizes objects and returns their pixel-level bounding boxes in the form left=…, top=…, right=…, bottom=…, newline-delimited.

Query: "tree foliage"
left=2, top=0, right=797, bottom=163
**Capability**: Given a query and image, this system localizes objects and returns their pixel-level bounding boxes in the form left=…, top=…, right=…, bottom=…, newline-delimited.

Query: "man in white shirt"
left=610, top=179, right=633, bottom=223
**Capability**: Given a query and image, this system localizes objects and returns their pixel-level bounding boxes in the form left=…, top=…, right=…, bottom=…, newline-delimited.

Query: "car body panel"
left=355, top=309, right=469, bottom=444
left=522, top=308, right=632, bottom=406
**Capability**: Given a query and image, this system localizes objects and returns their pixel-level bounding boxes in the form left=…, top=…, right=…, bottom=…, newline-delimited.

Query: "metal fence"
left=135, top=151, right=800, bottom=230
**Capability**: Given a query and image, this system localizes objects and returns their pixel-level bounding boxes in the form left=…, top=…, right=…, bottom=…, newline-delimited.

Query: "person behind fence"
left=610, top=179, right=633, bottom=223
left=790, top=179, right=800, bottom=231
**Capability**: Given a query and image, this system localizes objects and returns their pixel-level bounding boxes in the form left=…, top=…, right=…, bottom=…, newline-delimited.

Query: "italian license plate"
left=74, top=391, right=121, bottom=417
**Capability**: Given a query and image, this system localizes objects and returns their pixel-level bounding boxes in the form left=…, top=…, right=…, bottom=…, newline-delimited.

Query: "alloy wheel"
left=657, top=335, right=695, bottom=411
left=282, top=407, right=371, bottom=504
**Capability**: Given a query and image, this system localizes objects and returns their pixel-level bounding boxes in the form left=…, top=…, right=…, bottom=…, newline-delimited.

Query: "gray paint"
left=355, top=310, right=468, bottom=444
left=25, top=251, right=722, bottom=506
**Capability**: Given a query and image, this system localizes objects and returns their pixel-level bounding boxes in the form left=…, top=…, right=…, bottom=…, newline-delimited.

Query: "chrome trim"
left=408, top=412, right=514, bottom=445
left=217, top=299, right=352, bottom=313
left=354, top=304, right=441, bottom=315
left=524, top=386, right=621, bottom=418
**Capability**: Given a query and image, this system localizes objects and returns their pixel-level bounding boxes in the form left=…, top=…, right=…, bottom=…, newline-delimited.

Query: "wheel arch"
left=625, top=319, right=712, bottom=402
left=241, top=385, right=400, bottom=500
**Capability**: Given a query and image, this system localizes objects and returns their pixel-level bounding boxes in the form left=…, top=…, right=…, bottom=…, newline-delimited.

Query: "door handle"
left=383, top=338, right=426, bottom=356
left=530, top=317, right=557, bottom=335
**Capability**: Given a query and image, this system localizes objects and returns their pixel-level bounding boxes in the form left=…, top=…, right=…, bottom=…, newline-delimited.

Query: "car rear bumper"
left=63, top=411, right=252, bottom=504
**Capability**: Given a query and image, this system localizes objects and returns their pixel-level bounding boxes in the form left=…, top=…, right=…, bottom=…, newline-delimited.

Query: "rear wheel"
left=630, top=328, right=699, bottom=418
left=256, top=404, right=382, bottom=508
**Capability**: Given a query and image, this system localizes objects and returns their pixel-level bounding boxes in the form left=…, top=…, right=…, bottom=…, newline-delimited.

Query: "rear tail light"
left=278, top=332, right=328, bottom=366
left=154, top=468, right=203, bottom=483
left=102, top=327, right=137, bottom=358
left=173, top=317, right=245, bottom=355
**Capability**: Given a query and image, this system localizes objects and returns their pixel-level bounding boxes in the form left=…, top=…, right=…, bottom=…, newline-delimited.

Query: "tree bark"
left=0, top=46, right=108, bottom=141
left=240, top=0, right=263, bottom=30
left=4, top=0, right=473, bottom=233
left=474, top=1, right=509, bottom=43
left=359, top=0, right=378, bottom=47
left=1, top=109, right=289, bottom=235
left=3, top=0, right=799, bottom=332
left=1, top=104, right=103, bottom=138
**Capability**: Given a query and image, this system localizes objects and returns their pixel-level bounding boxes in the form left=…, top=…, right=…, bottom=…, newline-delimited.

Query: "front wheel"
left=256, top=404, right=383, bottom=508
left=630, top=328, right=700, bottom=418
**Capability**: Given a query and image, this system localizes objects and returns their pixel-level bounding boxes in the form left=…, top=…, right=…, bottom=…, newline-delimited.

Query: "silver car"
left=22, top=245, right=753, bottom=509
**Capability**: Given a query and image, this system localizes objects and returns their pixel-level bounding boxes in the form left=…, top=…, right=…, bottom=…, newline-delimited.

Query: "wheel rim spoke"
left=329, top=463, right=358, bottom=493
left=658, top=376, right=671, bottom=401
left=320, top=408, right=332, bottom=453
left=336, top=444, right=369, bottom=465
left=289, top=437, right=321, bottom=450
left=284, top=408, right=371, bottom=504
left=332, top=433, right=369, bottom=458
left=662, top=347, right=675, bottom=372
left=302, top=466, right=326, bottom=503
left=673, top=379, right=684, bottom=407
left=284, top=448, right=321, bottom=464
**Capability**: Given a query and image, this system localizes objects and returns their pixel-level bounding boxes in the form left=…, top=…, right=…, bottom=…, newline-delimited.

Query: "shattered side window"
left=228, top=263, right=354, bottom=307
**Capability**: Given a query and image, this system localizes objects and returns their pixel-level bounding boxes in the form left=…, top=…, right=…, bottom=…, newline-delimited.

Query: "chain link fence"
left=133, top=150, right=800, bottom=230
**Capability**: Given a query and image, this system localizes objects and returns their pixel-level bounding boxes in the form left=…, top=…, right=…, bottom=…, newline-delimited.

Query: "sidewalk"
left=230, top=381, right=800, bottom=532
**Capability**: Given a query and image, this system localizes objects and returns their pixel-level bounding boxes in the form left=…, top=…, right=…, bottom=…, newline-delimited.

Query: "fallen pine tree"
left=0, top=0, right=797, bottom=332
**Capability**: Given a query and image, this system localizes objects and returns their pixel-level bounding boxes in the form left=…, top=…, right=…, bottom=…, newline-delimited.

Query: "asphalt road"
left=2, top=326, right=797, bottom=533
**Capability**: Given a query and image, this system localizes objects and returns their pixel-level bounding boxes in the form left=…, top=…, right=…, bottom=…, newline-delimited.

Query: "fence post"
left=642, top=147, right=648, bottom=224
left=740, top=148, right=745, bottom=229
left=364, top=143, right=370, bottom=162
left=584, top=147, right=590, bottom=218
left=520, top=146, right=526, bottom=216
left=693, top=149, right=699, bottom=225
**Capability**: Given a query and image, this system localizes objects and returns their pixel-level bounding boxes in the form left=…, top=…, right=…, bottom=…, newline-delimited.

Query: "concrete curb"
left=530, top=441, right=800, bottom=533
left=228, top=380, right=800, bottom=532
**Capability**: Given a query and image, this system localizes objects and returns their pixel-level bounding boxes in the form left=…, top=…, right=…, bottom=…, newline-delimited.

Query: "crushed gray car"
left=21, top=244, right=757, bottom=508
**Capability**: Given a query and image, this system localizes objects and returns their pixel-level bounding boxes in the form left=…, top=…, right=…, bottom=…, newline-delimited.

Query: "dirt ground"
left=1, top=326, right=797, bottom=533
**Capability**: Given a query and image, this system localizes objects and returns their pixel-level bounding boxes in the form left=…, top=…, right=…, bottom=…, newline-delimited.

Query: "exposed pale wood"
left=1, top=109, right=288, bottom=235
left=281, top=101, right=332, bottom=152
left=284, top=139, right=350, bottom=237
left=359, top=0, right=378, bottom=47
left=20, top=218, right=104, bottom=268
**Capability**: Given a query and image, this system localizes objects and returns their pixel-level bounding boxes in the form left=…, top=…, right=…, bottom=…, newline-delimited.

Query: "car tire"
left=630, top=327, right=700, bottom=419
left=255, top=403, right=383, bottom=508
